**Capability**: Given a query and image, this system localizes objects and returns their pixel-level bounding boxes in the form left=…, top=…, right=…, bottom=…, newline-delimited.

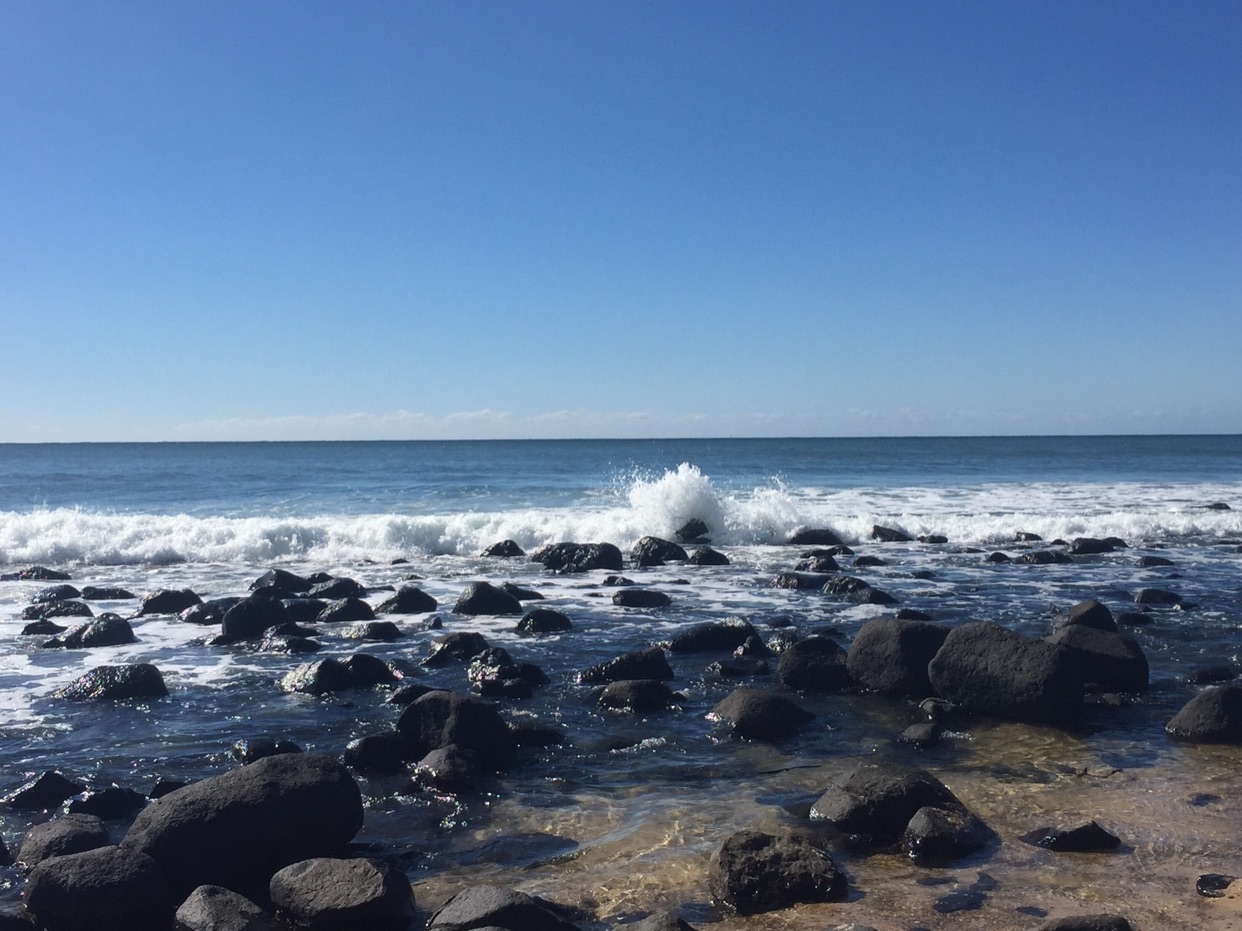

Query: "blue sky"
left=2, top=2, right=1239, bottom=441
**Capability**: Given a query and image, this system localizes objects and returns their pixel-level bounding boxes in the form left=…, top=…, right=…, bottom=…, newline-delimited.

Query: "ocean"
left=1, top=435, right=1240, bottom=929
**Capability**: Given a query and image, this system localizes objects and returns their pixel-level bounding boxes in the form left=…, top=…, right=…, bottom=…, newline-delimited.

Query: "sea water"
left=0, top=436, right=1240, bottom=929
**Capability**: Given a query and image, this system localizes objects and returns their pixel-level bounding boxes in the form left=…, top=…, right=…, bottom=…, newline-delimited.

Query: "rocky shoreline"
left=2, top=526, right=1242, bottom=930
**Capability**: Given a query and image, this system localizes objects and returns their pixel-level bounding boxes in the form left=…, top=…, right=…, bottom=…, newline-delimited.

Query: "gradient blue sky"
left=3, top=2, right=1239, bottom=441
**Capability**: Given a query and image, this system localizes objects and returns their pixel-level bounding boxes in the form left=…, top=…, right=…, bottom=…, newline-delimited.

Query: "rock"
left=1017, top=550, right=1074, bottom=565
left=687, top=546, right=729, bottom=566
left=1021, top=820, right=1121, bottom=852
left=308, top=578, right=366, bottom=600
left=1054, top=598, right=1117, bottom=633
left=904, top=804, right=992, bottom=863
left=530, top=542, right=624, bottom=573
left=1137, top=555, right=1175, bottom=568
left=664, top=618, right=758, bottom=653
left=578, top=646, right=673, bottom=684
left=787, top=528, right=844, bottom=546
left=821, top=575, right=898, bottom=605
left=67, top=785, right=147, bottom=819
left=467, top=648, right=547, bottom=698
left=626, top=913, right=699, bottom=931
left=32, top=583, right=81, bottom=603
left=222, top=598, right=289, bottom=640
left=5, top=770, right=86, bottom=810
left=1048, top=625, right=1148, bottom=692
left=871, top=525, right=912, bottom=543
left=140, top=589, right=202, bottom=616
left=632, top=536, right=688, bottom=566
left=25, top=845, right=174, bottom=931
left=121, top=752, right=364, bottom=901
left=316, top=597, right=375, bottom=624
left=1034, top=917, right=1132, bottom=931
left=251, top=568, right=313, bottom=595
left=1197, top=874, right=1237, bottom=897
left=612, top=589, right=671, bottom=608
left=853, top=555, right=887, bottom=567
left=927, top=621, right=1083, bottom=724
left=1136, top=588, right=1182, bottom=606
left=1069, top=537, right=1117, bottom=555
left=846, top=618, right=950, bottom=697
left=900, top=722, right=942, bottom=748
left=675, top=518, right=711, bottom=543
left=396, top=691, right=517, bottom=771
left=231, top=737, right=303, bottom=765
left=175, top=884, right=272, bottom=931
left=708, top=687, right=813, bottom=742
left=500, top=581, right=544, bottom=601
left=773, top=571, right=834, bottom=590
left=795, top=554, right=840, bottom=573
left=424, top=632, right=491, bottom=666
left=1166, top=683, right=1242, bottom=743
left=481, top=539, right=525, bottom=557
left=43, top=614, right=136, bottom=649
left=181, top=597, right=244, bottom=625
left=3, top=565, right=71, bottom=581
left=344, top=733, right=416, bottom=775
left=1189, top=665, right=1238, bottom=685
left=21, top=620, right=66, bottom=635
left=515, top=608, right=573, bottom=634
left=343, top=621, right=404, bottom=641
left=280, top=659, right=356, bottom=696
left=375, top=585, right=437, bottom=615
left=708, top=830, right=846, bottom=914
left=23, top=599, right=93, bottom=620
left=1115, top=611, right=1153, bottom=627
left=1016, top=531, right=1043, bottom=542
left=453, top=582, right=524, bottom=616
left=986, top=552, right=1012, bottom=563
left=598, top=680, right=678, bottom=713
left=279, top=599, right=328, bottom=624
left=776, top=636, right=852, bottom=692
left=56, top=664, right=168, bottom=701
left=427, top=885, right=581, bottom=931
left=410, top=746, right=481, bottom=793
left=268, top=857, right=414, bottom=931
left=16, top=813, right=110, bottom=869
left=261, top=634, right=321, bottom=655
left=918, top=534, right=948, bottom=544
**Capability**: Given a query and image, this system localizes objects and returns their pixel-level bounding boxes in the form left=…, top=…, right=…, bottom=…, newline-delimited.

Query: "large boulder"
left=140, top=589, right=202, bottom=616
left=632, top=536, right=688, bottom=567
left=316, top=598, right=375, bottom=624
left=776, top=636, right=852, bottom=692
left=453, top=582, right=523, bottom=616
left=578, top=646, right=673, bottom=684
left=665, top=618, right=758, bottom=653
left=175, top=884, right=272, bottom=931
left=821, top=575, right=898, bottom=605
left=612, top=589, right=672, bottom=608
left=56, top=664, right=168, bottom=701
left=598, top=679, right=678, bottom=713
left=515, top=608, right=573, bottom=635
left=251, top=568, right=313, bottom=595
left=708, top=687, right=814, bottom=742
left=927, top=621, right=1083, bottom=724
left=708, top=830, right=846, bottom=914
left=375, top=585, right=437, bottom=615
left=427, top=885, right=581, bottom=931
left=787, top=528, right=843, bottom=546
left=396, top=690, right=517, bottom=771
left=1047, top=625, right=1148, bottom=692
left=268, top=857, right=414, bottom=931
left=530, top=542, right=624, bottom=573
left=1054, top=599, right=1117, bottom=633
left=222, top=597, right=289, bottom=641
left=16, top=812, right=110, bottom=869
left=121, top=753, right=364, bottom=901
left=846, top=618, right=950, bottom=696
left=1166, top=683, right=1242, bottom=743
left=24, top=845, right=174, bottom=931
left=42, top=614, right=136, bottom=650
left=4, top=770, right=86, bottom=810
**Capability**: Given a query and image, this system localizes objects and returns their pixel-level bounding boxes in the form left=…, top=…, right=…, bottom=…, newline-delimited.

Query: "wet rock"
left=261, top=634, right=321, bottom=654
left=1197, top=873, right=1237, bottom=897
left=453, top=582, right=524, bottom=616
left=140, top=589, right=203, bottom=616
left=1069, top=537, right=1118, bottom=555
left=612, top=589, right=671, bottom=608
left=410, top=745, right=481, bottom=793
left=251, top=568, right=313, bottom=595
left=627, top=913, right=700, bottom=931
left=1048, top=625, right=1148, bottom=692
left=687, top=546, right=730, bottom=566
left=67, top=785, right=147, bottom=819
left=424, top=632, right=491, bottom=667
left=871, top=525, right=912, bottom=543
left=269, top=857, right=414, bottom=931
left=16, top=813, right=110, bottom=869
left=1188, top=665, right=1238, bottom=685
left=1016, top=550, right=1074, bottom=565
left=427, top=884, right=581, bottom=931
left=467, top=648, right=547, bottom=698
left=57, top=664, right=168, bottom=701
left=900, top=722, right=943, bottom=748
left=1114, top=610, right=1152, bottom=627
left=121, top=752, right=364, bottom=902
left=500, top=581, right=544, bottom=601
left=515, top=607, right=573, bottom=634
left=342, top=654, right=400, bottom=688
left=598, top=680, right=678, bottom=713
left=905, top=804, right=992, bottom=862
left=927, top=621, right=1083, bottom=724
left=1166, top=683, right=1242, bottom=743
left=279, top=599, right=328, bottom=624
left=787, top=528, right=844, bottom=546
left=708, top=657, right=770, bottom=677
left=181, top=597, right=244, bottom=626
left=231, top=738, right=304, bottom=765
left=2, top=565, right=71, bottom=581
left=530, top=541, right=624, bottom=573
left=708, top=829, right=846, bottom=914
left=632, top=536, right=688, bottom=567
left=308, top=578, right=366, bottom=600
left=1021, top=820, right=1121, bottom=852
left=1137, top=555, right=1175, bottom=568
left=279, top=659, right=355, bottom=696
left=821, top=575, right=898, bottom=605
left=602, top=575, right=634, bottom=586
left=396, top=691, right=517, bottom=771
left=918, top=534, right=948, bottom=544
left=675, top=519, right=711, bottom=543
left=25, top=845, right=174, bottom=931
left=23, top=599, right=93, bottom=620
left=1016, top=531, right=1043, bottom=542
left=344, top=733, right=416, bottom=775
left=316, top=597, right=375, bottom=624
left=986, top=552, right=1012, bottom=563
left=5, top=770, right=86, bottom=810
left=795, top=554, right=840, bottom=573
left=776, top=636, right=852, bottom=692
left=21, top=619, right=66, bottom=635
left=896, top=607, right=933, bottom=621
left=853, top=555, right=887, bottom=567
left=175, top=884, right=272, bottom=931
left=32, top=583, right=81, bottom=603
left=222, top=598, right=289, bottom=640
left=43, top=614, right=136, bottom=649
left=1054, top=598, right=1117, bottom=633
left=664, top=618, right=758, bottom=653
left=708, top=687, right=813, bottom=742
left=1135, top=588, right=1182, bottom=606
left=846, top=618, right=950, bottom=697
left=343, top=621, right=404, bottom=641
left=579, top=646, right=673, bottom=684
left=1035, top=917, right=1133, bottom=931
left=481, top=539, right=525, bottom=557
left=375, top=584, right=437, bottom=615
left=774, top=571, right=835, bottom=590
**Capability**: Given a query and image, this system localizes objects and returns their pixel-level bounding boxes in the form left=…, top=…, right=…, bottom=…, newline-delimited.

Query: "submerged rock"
left=708, top=687, right=813, bottom=742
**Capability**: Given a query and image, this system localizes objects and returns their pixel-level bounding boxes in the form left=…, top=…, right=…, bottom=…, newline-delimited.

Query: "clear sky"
left=2, top=1, right=1239, bottom=441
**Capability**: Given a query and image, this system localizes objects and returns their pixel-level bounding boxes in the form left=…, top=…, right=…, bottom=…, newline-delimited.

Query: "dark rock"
left=344, top=733, right=416, bottom=775
left=261, top=634, right=321, bottom=655
left=1115, top=611, right=1153, bottom=627
left=632, top=536, right=688, bottom=567
left=308, top=578, right=366, bottom=600
left=481, top=539, right=525, bottom=558
left=343, top=621, right=404, bottom=641
left=222, top=598, right=289, bottom=641
left=1021, top=820, right=1121, bottom=852
left=776, top=636, right=852, bottom=692
left=1016, top=531, right=1043, bottom=542
left=905, top=804, right=992, bottom=863
left=375, top=584, right=437, bottom=615
left=927, top=621, right=1083, bottom=724
left=140, top=589, right=203, bottom=616
left=231, top=738, right=303, bottom=764
left=499, top=581, right=544, bottom=601
left=1197, top=873, right=1238, bottom=897
left=675, top=519, right=711, bottom=543
left=1035, top=916, right=1133, bottom=931
left=43, top=614, right=136, bottom=649
left=579, top=646, right=673, bottom=684
left=5, top=770, right=86, bottom=810
left=396, top=691, right=517, bottom=771
left=427, top=885, right=581, bottom=931
left=774, top=571, right=834, bottom=590
left=342, top=653, right=399, bottom=688
left=23, top=599, right=93, bottom=620
left=602, top=575, right=634, bottom=586
left=4, top=565, right=71, bottom=581
left=121, top=752, right=364, bottom=902
left=515, top=608, right=573, bottom=634
left=1166, top=683, right=1242, bottom=743
left=57, top=664, right=168, bottom=701
left=612, top=588, right=672, bottom=608
left=424, top=632, right=491, bottom=667
left=626, top=912, right=700, bottom=931
left=1069, top=537, right=1117, bottom=555
left=708, top=657, right=770, bottom=677
left=21, top=619, right=66, bottom=635
left=918, top=534, right=948, bottom=544
left=708, top=830, right=846, bottom=914
left=387, top=684, right=440, bottom=706
left=1206, top=502, right=1232, bottom=511
left=316, top=597, right=375, bottom=624
left=788, top=528, right=844, bottom=546
left=25, top=845, right=174, bottom=931
left=16, top=813, right=110, bottom=868
left=871, top=525, right=912, bottom=543
left=1188, top=665, right=1238, bottom=685
left=1135, top=588, right=1182, bottom=606
left=687, top=546, right=730, bottom=566
left=853, top=555, right=887, bottom=567
left=1054, top=599, right=1117, bottom=633
left=986, top=551, right=1012, bottom=563
left=1137, top=555, right=1175, bottom=568
left=1048, top=625, right=1148, bottom=692
left=410, top=746, right=481, bottom=793
left=174, top=884, right=272, bottom=931
left=530, top=542, right=624, bottom=573
left=795, top=554, right=840, bottom=573
left=1016, top=550, right=1074, bottom=565
left=847, top=618, right=950, bottom=697
left=149, top=779, right=190, bottom=800
left=251, top=568, right=313, bottom=594
left=665, top=618, right=758, bottom=653
left=821, top=575, right=898, bottom=605
left=598, top=680, right=678, bottom=713
left=269, top=857, right=414, bottom=931
left=453, top=582, right=524, bottom=616
left=467, top=648, right=547, bottom=698
left=900, top=722, right=943, bottom=748
left=279, top=659, right=356, bottom=696
left=709, top=687, right=813, bottom=742
left=896, top=608, right=933, bottom=621
left=32, top=583, right=81, bottom=603
left=181, top=597, right=244, bottom=626
left=67, top=786, right=147, bottom=819
left=279, top=599, right=328, bottom=624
